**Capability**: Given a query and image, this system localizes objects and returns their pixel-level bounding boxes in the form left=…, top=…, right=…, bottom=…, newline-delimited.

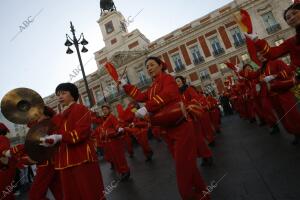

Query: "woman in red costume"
left=175, top=75, right=213, bottom=167
left=121, top=56, right=210, bottom=200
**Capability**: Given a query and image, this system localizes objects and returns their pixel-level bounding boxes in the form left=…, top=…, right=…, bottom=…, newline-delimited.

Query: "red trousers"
left=29, top=164, right=62, bottom=200
left=193, top=121, right=213, bottom=158
left=253, top=97, right=266, bottom=122
left=270, top=92, right=300, bottom=135
left=59, top=162, right=105, bottom=200
left=246, top=99, right=256, bottom=120
left=0, top=159, right=16, bottom=200
left=124, top=135, right=134, bottom=156
left=260, top=96, right=278, bottom=127
left=200, top=112, right=215, bottom=144
left=151, top=126, right=162, bottom=140
left=163, top=120, right=210, bottom=200
left=104, top=139, right=130, bottom=174
left=210, top=108, right=221, bottom=132
left=133, top=129, right=152, bottom=157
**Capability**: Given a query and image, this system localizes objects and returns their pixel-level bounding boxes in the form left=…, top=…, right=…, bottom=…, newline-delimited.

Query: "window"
left=171, top=53, right=185, bottom=72
left=204, top=84, right=216, bottom=96
left=120, top=21, right=127, bottom=32
left=105, top=21, right=114, bottom=34
left=105, top=81, right=117, bottom=96
left=137, top=69, right=147, bottom=83
left=230, top=27, right=245, bottom=47
left=209, top=37, right=224, bottom=56
left=261, top=12, right=281, bottom=34
left=274, top=39, right=284, bottom=46
left=199, top=69, right=211, bottom=82
left=189, top=46, right=204, bottom=65
left=83, top=96, right=90, bottom=107
left=95, top=90, right=102, bottom=103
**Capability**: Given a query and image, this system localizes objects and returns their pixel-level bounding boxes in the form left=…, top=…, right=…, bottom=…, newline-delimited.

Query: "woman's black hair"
left=243, top=64, right=253, bottom=70
left=145, top=56, right=167, bottom=71
left=175, top=76, right=186, bottom=85
left=55, top=83, right=79, bottom=101
left=0, top=129, right=7, bottom=136
left=145, top=56, right=163, bottom=66
left=284, top=3, right=300, bottom=21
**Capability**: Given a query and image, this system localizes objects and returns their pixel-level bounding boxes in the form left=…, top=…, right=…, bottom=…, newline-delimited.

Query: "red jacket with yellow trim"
left=264, top=60, right=296, bottom=93
left=51, top=103, right=98, bottom=170
left=255, top=37, right=300, bottom=70
left=180, top=86, right=200, bottom=104
left=0, top=136, right=10, bottom=156
left=94, top=113, right=121, bottom=143
left=123, top=72, right=181, bottom=113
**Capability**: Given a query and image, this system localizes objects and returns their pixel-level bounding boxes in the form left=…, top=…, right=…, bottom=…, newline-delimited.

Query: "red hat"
left=0, top=123, right=9, bottom=133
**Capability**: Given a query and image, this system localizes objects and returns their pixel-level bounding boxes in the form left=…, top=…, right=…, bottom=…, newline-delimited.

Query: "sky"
left=0, top=0, right=233, bottom=102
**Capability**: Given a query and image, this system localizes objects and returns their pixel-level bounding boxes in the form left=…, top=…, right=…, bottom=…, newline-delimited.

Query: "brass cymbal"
left=1, top=88, right=44, bottom=124
left=24, top=119, right=57, bottom=163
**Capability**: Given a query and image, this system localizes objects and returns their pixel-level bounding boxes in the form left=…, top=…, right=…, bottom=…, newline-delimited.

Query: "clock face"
left=105, top=21, right=114, bottom=34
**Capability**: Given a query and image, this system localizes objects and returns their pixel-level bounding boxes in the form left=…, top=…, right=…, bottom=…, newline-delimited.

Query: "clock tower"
left=98, top=0, right=128, bottom=48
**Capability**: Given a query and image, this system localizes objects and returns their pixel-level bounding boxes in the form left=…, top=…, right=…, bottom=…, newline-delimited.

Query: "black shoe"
left=292, top=136, right=300, bottom=145
left=145, top=151, right=153, bottom=162
left=249, top=118, right=256, bottom=123
left=216, top=129, right=221, bottom=134
left=270, top=125, right=280, bottom=135
left=120, top=171, right=130, bottom=181
left=208, top=141, right=215, bottom=147
left=259, top=121, right=266, bottom=127
left=110, top=163, right=115, bottom=170
left=129, top=153, right=134, bottom=158
left=201, top=157, right=213, bottom=167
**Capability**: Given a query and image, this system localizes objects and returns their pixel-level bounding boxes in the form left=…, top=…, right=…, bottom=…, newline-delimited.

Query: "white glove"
left=40, top=134, right=62, bottom=147
left=244, top=32, right=258, bottom=41
left=263, top=75, right=276, bottom=83
left=135, top=107, right=148, bottom=119
left=119, top=79, right=127, bottom=87
left=255, top=84, right=261, bottom=92
left=3, top=150, right=11, bottom=158
left=118, top=127, right=124, bottom=133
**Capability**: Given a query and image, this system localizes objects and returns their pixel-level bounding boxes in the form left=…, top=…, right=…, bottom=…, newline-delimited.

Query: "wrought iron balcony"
left=234, top=39, right=246, bottom=48
left=266, top=24, right=281, bottom=34
left=136, top=78, right=152, bottom=89
left=193, top=57, right=205, bottom=65
left=212, top=48, right=225, bottom=57
left=174, top=64, right=186, bottom=73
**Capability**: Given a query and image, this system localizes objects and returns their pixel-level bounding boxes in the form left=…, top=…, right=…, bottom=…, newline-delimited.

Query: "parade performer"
left=121, top=56, right=210, bottom=200
left=94, top=104, right=131, bottom=180
left=175, top=76, right=213, bottom=166
left=40, top=83, right=105, bottom=200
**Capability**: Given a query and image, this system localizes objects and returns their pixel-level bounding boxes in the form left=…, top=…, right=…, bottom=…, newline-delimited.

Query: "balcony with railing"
left=193, top=57, right=205, bottom=65
left=212, top=48, right=225, bottom=57
left=96, top=79, right=152, bottom=105
left=174, top=64, right=186, bottom=73
left=266, top=24, right=281, bottom=34
left=136, top=78, right=152, bottom=89
left=234, top=39, right=246, bottom=48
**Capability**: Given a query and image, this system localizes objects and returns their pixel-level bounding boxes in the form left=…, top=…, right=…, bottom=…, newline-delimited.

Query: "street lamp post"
left=64, top=21, right=94, bottom=108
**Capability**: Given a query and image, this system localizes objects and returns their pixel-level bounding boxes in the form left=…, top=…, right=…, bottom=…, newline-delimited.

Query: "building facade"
left=44, top=0, right=294, bottom=114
